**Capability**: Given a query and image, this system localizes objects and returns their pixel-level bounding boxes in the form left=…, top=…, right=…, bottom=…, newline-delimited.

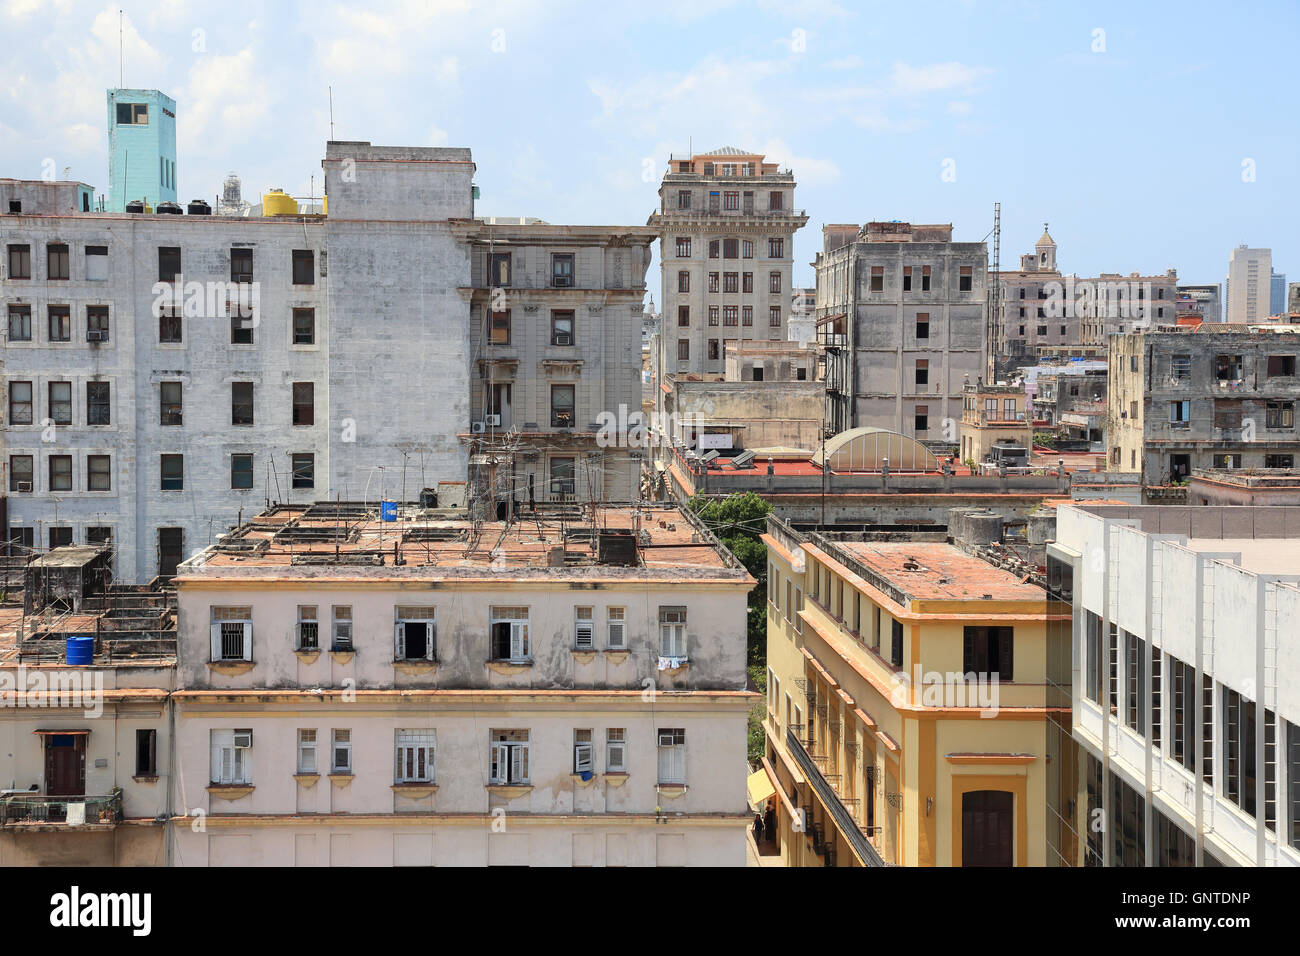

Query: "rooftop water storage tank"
left=66, top=636, right=94, bottom=665
left=125, top=199, right=145, bottom=214
left=156, top=201, right=183, bottom=215
left=187, top=199, right=212, bottom=215
left=262, top=188, right=298, bottom=216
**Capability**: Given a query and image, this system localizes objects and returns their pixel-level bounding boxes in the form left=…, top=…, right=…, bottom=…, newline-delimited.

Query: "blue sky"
left=2, top=0, right=1296, bottom=290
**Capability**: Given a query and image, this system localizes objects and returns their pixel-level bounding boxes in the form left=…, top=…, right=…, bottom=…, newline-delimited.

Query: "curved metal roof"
left=811, top=427, right=940, bottom=473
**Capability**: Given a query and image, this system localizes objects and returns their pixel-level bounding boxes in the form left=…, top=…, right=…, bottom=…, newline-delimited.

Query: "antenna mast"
left=329, top=86, right=335, bottom=140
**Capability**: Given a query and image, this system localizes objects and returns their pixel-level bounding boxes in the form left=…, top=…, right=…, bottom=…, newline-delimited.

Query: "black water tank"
left=125, top=200, right=145, bottom=214
left=187, top=199, right=212, bottom=215
left=156, top=201, right=183, bottom=215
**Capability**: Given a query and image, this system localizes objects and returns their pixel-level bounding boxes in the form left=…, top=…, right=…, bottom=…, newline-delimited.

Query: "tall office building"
left=107, top=88, right=177, bottom=212
left=1272, top=269, right=1287, bottom=317
left=1225, top=245, right=1271, bottom=324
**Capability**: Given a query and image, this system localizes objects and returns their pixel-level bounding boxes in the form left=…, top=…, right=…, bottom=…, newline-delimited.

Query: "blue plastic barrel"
left=66, top=637, right=94, bottom=665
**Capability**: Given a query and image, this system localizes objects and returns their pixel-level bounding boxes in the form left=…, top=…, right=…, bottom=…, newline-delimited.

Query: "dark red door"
left=45, top=735, right=85, bottom=797
left=962, top=790, right=1014, bottom=866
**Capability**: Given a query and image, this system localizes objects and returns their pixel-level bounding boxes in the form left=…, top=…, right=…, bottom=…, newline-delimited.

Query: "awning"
left=32, top=729, right=90, bottom=735
left=747, top=767, right=776, bottom=810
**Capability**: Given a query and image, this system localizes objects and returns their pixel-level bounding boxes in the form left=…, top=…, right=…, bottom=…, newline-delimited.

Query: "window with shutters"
left=574, top=606, right=594, bottom=649
left=395, top=730, right=436, bottom=784
left=297, top=606, right=318, bottom=650
left=606, top=728, right=627, bottom=772
left=331, top=606, right=353, bottom=651
left=298, top=730, right=317, bottom=773
left=659, top=606, right=687, bottom=658
left=607, top=607, right=627, bottom=649
left=963, top=625, right=1013, bottom=681
left=395, top=606, right=437, bottom=661
left=490, top=730, right=529, bottom=784
left=210, top=729, right=252, bottom=785
left=657, top=728, right=686, bottom=785
left=210, top=606, right=252, bottom=661
left=331, top=730, right=352, bottom=774
left=491, top=606, right=530, bottom=661
left=573, top=729, right=594, bottom=773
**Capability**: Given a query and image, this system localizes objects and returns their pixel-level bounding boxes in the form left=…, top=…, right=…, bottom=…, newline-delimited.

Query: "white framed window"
left=394, top=605, right=436, bottom=661
left=209, top=606, right=252, bottom=662
left=297, top=606, right=318, bottom=650
left=657, top=728, right=686, bottom=785
left=659, top=606, right=687, bottom=658
left=211, top=729, right=252, bottom=785
left=490, top=729, right=529, bottom=784
left=395, top=729, right=436, bottom=784
left=574, top=606, right=594, bottom=649
left=331, top=729, right=352, bottom=774
left=573, top=729, right=594, bottom=773
left=606, top=728, right=626, bottom=772
left=297, top=729, right=317, bottom=774
left=332, top=606, right=352, bottom=650
left=607, top=606, right=626, bottom=649
left=491, top=606, right=530, bottom=661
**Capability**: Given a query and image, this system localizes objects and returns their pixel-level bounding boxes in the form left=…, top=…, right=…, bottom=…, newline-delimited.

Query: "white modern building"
left=1226, top=245, right=1272, bottom=324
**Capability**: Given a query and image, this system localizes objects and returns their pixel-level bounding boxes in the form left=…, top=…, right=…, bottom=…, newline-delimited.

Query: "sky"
left=2, top=0, right=1297, bottom=292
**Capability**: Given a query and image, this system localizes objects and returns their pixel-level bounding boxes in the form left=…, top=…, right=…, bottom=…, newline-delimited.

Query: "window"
left=158, top=247, right=181, bottom=283
left=606, top=729, right=626, bottom=772
left=209, top=606, right=252, bottom=662
left=914, top=404, right=929, bottom=432
left=742, top=306, right=753, bottom=326
left=296, top=606, right=318, bottom=650
left=298, top=730, right=317, bottom=773
left=487, top=309, right=511, bottom=346
left=723, top=191, right=739, bottom=211
left=1223, top=686, right=1275, bottom=827
left=135, top=729, right=157, bottom=777
left=752, top=365, right=763, bottom=382
left=769, top=306, right=781, bottom=328
left=50, top=527, right=73, bottom=549
left=1169, top=400, right=1190, bottom=425
left=708, top=240, right=720, bottom=259
left=1037, top=325, right=1048, bottom=336
left=1213, top=400, right=1242, bottom=429
left=677, top=270, right=690, bottom=293
left=332, top=606, right=353, bottom=650
left=675, top=237, right=691, bottom=258
left=915, top=359, right=929, bottom=387
left=157, top=528, right=183, bottom=576
left=1267, top=356, right=1296, bottom=378
left=85, top=245, right=108, bottom=280
left=160, top=454, right=185, bottom=490
left=959, top=266, right=973, bottom=292
left=742, top=239, right=754, bottom=259
left=659, top=606, right=686, bottom=658
left=87, top=306, right=109, bottom=341
left=768, top=238, right=784, bottom=258
left=723, top=306, right=738, bottom=327
left=742, top=271, right=754, bottom=294
left=870, top=266, right=884, bottom=292
left=769, top=272, right=781, bottom=294
left=231, top=454, right=254, bottom=490
left=48, top=381, right=72, bottom=425
left=1266, top=454, right=1295, bottom=468
left=8, top=305, right=31, bottom=341
left=230, top=247, right=253, bottom=284
left=395, top=606, right=437, bottom=661
left=657, top=728, right=686, bottom=785
left=551, top=253, right=574, bottom=288
left=291, top=453, right=314, bottom=489
left=551, top=310, right=575, bottom=345
left=903, top=266, right=912, bottom=292
left=890, top=618, right=904, bottom=668
left=490, top=730, right=529, bottom=784
left=964, top=626, right=1013, bottom=680
left=160, top=381, right=182, bottom=425
left=768, top=190, right=783, bottom=211
left=210, top=729, right=252, bottom=786
left=158, top=308, right=182, bottom=343
left=331, top=730, right=352, bottom=774
left=708, top=339, right=719, bottom=361
left=1124, top=630, right=1147, bottom=734
left=677, top=338, right=689, bottom=361
left=292, top=249, right=315, bottom=285
left=721, top=272, right=736, bottom=293
left=920, top=265, right=931, bottom=292
left=573, top=729, right=594, bottom=773
left=1267, top=401, right=1295, bottom=429
left=7, top=244, right=31, bottom=279
left=551, top=384, right=575, bottom=428
left=708, top=306, right=719, bottom=326
left=396, top=730, right=436, bottom=783
left=1212, top=453, right=1242, bottom=469
left=87, top=455, right=111, bottom=491
left=487, top=252, right=511, bottom=287
left=574, top=606, right=594, bottom=649
left=1215, top=354, right=1243, bottom=381
left=607, top=607, right=626, bottom=649
left=292, top=382, right=314, bottom=426
left=916, top=313, right=930, bottom=340
left=677, top=306, right=690, bottom=328
left=293, top=309, right=315, bottom=345
left=550, top=457, right=575, bottom=497
left=116, top=101, right=148, bottom=124
left=10, top=455, right=33, bottom=492
left=86, top=526, right=113, bottom=550
left=676, top=190, right=691, bottom=210
left=41, top=306, right=72, bottom=345
left=231, top=382, right=254, bottom=426
left=491, top=606, right=530, bottom=661
left=723, top=238, right=739, bottom=259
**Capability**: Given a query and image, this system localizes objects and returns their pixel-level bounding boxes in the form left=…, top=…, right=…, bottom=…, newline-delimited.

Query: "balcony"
left=0, top=788, right=123, bottom=828
left=786, top=728, right=884, bottom=866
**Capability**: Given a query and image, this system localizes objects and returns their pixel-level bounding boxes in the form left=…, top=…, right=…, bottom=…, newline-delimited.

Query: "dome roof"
left=811, top=427, right=940, bottom=473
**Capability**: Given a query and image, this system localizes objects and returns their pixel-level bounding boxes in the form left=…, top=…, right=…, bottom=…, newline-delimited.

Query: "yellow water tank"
left=262, top=188, right=298, bottom=217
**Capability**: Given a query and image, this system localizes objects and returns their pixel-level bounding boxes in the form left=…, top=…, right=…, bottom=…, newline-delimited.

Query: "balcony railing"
left=786, top=728, right=884, bottom=866
left=0, top=788, right=123, bottom=827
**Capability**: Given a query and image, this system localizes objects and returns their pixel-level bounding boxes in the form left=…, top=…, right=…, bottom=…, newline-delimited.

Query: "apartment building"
left=168, top=501, right=755, bottom=866
left=648, top=148, right=808, bottom=381
left=960, top=380, right=1032, bottom=467
left=1226, top=246, right=1272, bottom=325
left=1050, top=503, right=1300, bottom=866
left=463, top=219, right=657, bottom=509
left=815, top=221, right=986, bottom=439
left=1107, top=327, right=1300, bottom=483
left=760, top=516, right=1057, bottom=866
left=1179, top=284, right=1223, bottom=325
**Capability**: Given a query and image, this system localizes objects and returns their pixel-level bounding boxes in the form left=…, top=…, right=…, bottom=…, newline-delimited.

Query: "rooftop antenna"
left=119, top=10, right=124, bottom=88
left=329, top=86, right=335, bottom=140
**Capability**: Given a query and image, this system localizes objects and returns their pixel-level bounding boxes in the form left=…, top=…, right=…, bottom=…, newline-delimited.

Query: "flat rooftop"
left=834, top=542, right=1045, bottom=603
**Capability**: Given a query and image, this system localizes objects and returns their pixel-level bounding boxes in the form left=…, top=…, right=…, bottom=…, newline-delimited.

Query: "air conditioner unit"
left=554, top=333, right=572, bottom=346
left=15, top=481, right=32, bottom=492
left=87, top=330, right=107, bottom=342
left=553, top=276, right=573, bottom=288
left=485, top=414, right=501, bottom=427
left=233, top=730, right=253, bottom=749
left=471, top=421, right=486, bottom=434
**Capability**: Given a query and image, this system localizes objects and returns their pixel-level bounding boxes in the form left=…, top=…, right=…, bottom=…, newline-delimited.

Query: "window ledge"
left=328, top=773, right=355, bottom=788
left=486, top=659, right=533, bottom=675
left=570, top=650, right=598, bottom=664
left=391, top=783, right=438, bottom=798
left=657, top=784, right=689, bottom=798
left=329, top=650, right=356, bottom=664
left=570, top=773, right=598, bottom=787
left=486, top=784, right=532, bottom=799
left=393, top=659, right=439, bottom=675
left=132, top=775, right=159, bottom=784
left=603, top=772, right=629, bottom=787
left=604, top=650, right=630, bottom=664
left=294, top=648, right=321, bottom=663
left=293, top=773, right=320, bottom=788
left=207, top=660, right=255, bottom=676
left=207, top=784, right=254, bottom=800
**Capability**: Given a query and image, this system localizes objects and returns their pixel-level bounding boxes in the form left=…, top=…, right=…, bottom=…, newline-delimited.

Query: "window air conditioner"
left=554, top=333, right=572, bottom=346
left=87, top=330, right=108, bottom=342
left=233, top=730, right=253, bottom=749
left=16, top=481, right=32, bottom=492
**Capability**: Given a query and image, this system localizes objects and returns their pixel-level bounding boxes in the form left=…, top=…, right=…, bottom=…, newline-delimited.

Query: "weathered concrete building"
left=1107, top=327, right=1300, bottom=484
left=814, top=221, right=986, bottom=440
left=960, top=380, right=1032, bottom=467
left=1179, top=283, right=1222, bottom=324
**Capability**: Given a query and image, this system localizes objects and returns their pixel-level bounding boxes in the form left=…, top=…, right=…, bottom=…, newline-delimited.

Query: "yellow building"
left=759, top=516, right=1065, bottom=866
left=960, top=380, right=1033, bottom=467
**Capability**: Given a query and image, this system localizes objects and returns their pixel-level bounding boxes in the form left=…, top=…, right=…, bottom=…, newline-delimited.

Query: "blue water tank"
left=66, top=636, right=94, bottom=665
left=380, top=501, right=397, bottom=522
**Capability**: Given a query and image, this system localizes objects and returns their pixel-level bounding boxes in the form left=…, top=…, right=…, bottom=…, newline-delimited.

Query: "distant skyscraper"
left=107, top=88, right=177, bottom=212
left=1225, top=245, right=1271, bottom=323
left=1271, top=269, right=1287, bottom=317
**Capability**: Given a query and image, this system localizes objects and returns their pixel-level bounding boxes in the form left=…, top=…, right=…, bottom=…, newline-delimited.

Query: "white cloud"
left=947, top=100, right=973, bottom=117
left=758, top=138, right=839, bottom=186
left=825, top=54, right=863, bottom=70
left=886, top=60, right=992, bottom=96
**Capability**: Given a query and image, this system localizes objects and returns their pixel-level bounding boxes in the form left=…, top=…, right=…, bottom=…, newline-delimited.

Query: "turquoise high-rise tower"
left=107, top=88, right=177, bottom=212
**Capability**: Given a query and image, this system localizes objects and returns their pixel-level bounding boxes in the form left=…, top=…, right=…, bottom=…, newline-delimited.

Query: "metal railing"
left=0, top=788, right=123, bottom=826
left=787, top=728, right=885, bottom=866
